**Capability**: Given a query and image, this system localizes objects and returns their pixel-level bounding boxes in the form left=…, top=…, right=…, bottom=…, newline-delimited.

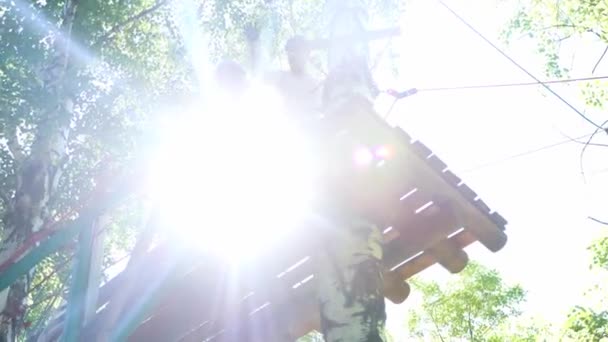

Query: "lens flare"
left=354, top=147, right=374, bottom=165
left=375, top=145, right=392, bottom=159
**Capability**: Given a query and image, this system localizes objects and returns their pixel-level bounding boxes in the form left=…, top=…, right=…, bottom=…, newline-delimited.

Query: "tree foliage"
left=590, top=236, right=608, bottom=270
left=562, top=236, right=608, bottom=342
left=564, top=306, right=608, bottom=341
left=502, top=0, right=608, bottom=109
left=504, top=5, right=608, bottom=339
left=407, top=262, right=527, bottom=342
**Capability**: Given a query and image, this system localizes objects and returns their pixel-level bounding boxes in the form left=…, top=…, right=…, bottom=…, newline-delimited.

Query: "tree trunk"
left=316, top=218, right=387, bottom=342
left=0, top=1, right=79, bottom=340
left=315, top=1, right=388, bottom=341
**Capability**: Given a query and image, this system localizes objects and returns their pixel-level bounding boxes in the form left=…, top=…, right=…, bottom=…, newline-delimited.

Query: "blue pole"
left=60, top=212, right=96, bottom=342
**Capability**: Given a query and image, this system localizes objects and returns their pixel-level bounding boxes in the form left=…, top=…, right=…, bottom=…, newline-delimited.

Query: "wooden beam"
left=392, top=230, right=477, bottom=280
left=383, top=200, right=461, bottom=269
left=428, top=237, right=469, bottom=274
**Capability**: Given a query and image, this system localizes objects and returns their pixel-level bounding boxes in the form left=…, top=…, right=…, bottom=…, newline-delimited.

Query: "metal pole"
left=61, top=212, right=97, bottom=342
left=0, top=180, right=132, bottom=293
left=0, top=218, right=83, bottom=293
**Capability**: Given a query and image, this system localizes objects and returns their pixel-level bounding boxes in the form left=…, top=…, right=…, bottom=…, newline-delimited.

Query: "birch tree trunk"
left=317, top=218, right=387, bottom=342
left=0, top=1, right=79, bottom=340
left=316, top=1, right=388, bottom=341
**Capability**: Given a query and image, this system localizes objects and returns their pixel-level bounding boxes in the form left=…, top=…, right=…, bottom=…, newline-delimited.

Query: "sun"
left=148, top=84, right=319, bottom=263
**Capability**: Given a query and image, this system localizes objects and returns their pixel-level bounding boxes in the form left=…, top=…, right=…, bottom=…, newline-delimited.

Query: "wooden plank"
left=320, top=100, right=507, bottom=252
left=168, top=227, right=478, bottom=341
left=200, top=224, right=415, bottom=340
left=393, top=127, right=412, bottom=143
left=410, top=140, right=433, bottom=158
left=457, top=183, right=478, bottom=201
left=210, top=285, right=318, bottom=342
left=383, top=200, right=461, bottom=269
left=392, top=230, right=477, bottom=280
left=381, top=186, right=436, bottom=244
left=206, top=302, right=292, bottom=342
left=473, top=199, right=491, bottom=215
left=184, top=282, right=316, bottom=342
left=218, top=234, right=471, bottom=341
left=225, top=270, right=313, bottom=336
left=381, top=141, right=506, bottom=252
left=426, top=155, right=448, bottom=173
left=168, top=226, right=321, bottom=340
left=207, top=222, right=418, bottom=341
left=127, top=260, right=222, bottom=341
left=441, top=170, right=462, bottom=186
left=380, top=172, right=450, bottom=245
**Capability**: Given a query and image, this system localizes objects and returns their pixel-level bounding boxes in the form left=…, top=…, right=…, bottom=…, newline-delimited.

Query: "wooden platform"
left=119, top=101, right=508, bottom=342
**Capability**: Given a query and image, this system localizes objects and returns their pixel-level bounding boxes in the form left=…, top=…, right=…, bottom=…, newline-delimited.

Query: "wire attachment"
left=386, top=88, right=418, bottom=99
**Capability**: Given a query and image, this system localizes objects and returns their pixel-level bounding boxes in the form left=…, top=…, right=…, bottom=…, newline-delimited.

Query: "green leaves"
left=407, top=262, right=527, bottom=341
left=503, top=0, right=608, bottom=76
left=559, top=231, right=608, bottom=341
left=589, top=236, right=608, bottom=270
left=565, top=306, right=608, bottom=341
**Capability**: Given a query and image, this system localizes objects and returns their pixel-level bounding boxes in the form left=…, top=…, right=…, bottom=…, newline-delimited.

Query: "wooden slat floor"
left=125, top=102, right=508, bottom=342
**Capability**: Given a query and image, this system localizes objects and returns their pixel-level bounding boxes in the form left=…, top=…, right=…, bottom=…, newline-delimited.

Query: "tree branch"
left=589, top=216, right=608, bottom=226
left=532, top=24, right=603, bottom=40
left=6, top=127, right=25, bottom=164
left=592, top=45, right=608, bottom=74
left=467, top=303, right=474, bottom=341
left=428, top=308, right=446, bottom=342
left=557, top=33, right=574, bottom=42
left=26, top=289, right=62, bottom=341
left=93, top=0, right=170, bottom=46
left=580, top=119, right=608, bottom=183
left=27, top=285, right=66, bottom=311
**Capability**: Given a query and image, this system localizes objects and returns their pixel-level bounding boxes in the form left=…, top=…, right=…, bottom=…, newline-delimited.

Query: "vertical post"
left=61, top=213, right=97, bottom=342
left=314, top=1, right=399, bottom=341
left=83, top=216, right=109, bottom=325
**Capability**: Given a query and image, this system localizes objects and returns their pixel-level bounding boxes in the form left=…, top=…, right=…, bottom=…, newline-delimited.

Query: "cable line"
left=417, top=75, right=608, bottom=92
left=461, top=133, right=595, bottom=173
left=436, top=0, right=606, bottom=131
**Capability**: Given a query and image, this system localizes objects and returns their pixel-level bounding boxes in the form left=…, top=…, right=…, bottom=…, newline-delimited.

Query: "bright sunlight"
left=149, top=83, right=319, bottom=263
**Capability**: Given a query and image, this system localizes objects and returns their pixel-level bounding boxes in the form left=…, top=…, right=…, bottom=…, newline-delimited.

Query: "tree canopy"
left=406, top=262, right=529, bottom=341
left=503, top=1, right=608, bottom=340
left=502, top=0, right=608, bottom=109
